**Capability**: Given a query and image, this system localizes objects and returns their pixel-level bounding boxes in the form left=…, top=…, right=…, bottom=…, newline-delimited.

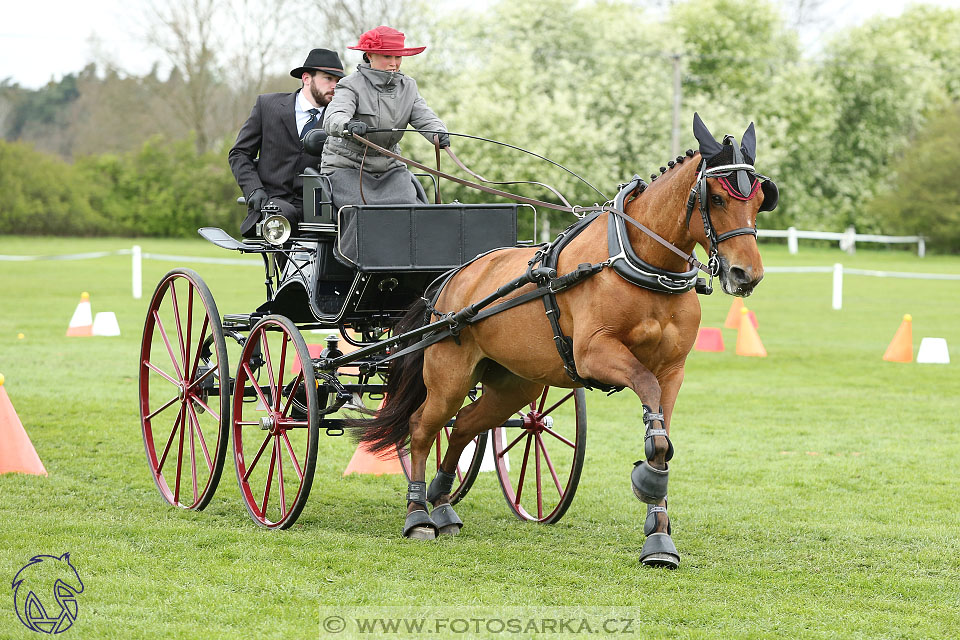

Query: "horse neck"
left=622, top=155, right=700, bottom=272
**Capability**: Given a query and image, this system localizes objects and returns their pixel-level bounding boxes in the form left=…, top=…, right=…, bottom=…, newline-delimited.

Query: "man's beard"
left=311, top=84, right=333, bottom=106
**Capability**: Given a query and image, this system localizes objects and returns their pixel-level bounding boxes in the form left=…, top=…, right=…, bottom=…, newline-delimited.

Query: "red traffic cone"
left=343, top=397, right=403, bottom=476
left=0, top=374, right=47, bottom=476
left=724, top=298, right=745, bottom=329
left=66, top=292, right=93, bottom=337
left=695, top=327, right=724, bottom=352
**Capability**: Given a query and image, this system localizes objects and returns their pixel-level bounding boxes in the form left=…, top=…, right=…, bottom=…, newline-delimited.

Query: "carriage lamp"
left=261, top=213, right=291, bottom=245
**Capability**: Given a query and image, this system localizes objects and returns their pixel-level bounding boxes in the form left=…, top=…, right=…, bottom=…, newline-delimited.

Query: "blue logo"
left=11, top=553, right=84, bottom=634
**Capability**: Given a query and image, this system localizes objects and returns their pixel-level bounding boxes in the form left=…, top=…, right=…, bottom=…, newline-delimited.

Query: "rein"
left=347, top=133, right=717, bottom=276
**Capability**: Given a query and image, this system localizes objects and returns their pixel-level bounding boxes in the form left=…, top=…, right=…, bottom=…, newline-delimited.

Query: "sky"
left=2, top=0, right=959, bottom=90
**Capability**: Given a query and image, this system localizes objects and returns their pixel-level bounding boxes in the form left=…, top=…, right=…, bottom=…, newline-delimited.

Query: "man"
left=229, top=49, right=345, bottom=237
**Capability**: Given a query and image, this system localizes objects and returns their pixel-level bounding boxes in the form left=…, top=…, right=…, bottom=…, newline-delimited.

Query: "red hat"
left=348, top=26, right=425, bottom=56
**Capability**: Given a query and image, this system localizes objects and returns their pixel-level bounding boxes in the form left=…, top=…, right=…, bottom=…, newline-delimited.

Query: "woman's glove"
left=436, top=132, right=450, bottom=148
left=344, top=120, right=368, bottom=137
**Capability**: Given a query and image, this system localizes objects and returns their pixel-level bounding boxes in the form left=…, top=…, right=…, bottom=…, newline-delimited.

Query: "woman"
left=322, top=25, right=450, bottom=206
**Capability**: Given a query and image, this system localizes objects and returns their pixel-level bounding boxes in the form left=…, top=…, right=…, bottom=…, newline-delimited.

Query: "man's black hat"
left=290, top=49, right=345, bottom=79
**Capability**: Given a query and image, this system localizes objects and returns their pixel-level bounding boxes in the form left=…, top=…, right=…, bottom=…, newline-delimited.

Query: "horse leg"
left=578, top=343, right=681, bottom=568
left=403, top=387, right=468, bottom=540
left=427, top=375, right=544, bottom=535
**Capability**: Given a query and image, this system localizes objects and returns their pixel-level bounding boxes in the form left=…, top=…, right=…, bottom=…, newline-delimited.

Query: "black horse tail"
left=350, top=297, right=430, bottom=457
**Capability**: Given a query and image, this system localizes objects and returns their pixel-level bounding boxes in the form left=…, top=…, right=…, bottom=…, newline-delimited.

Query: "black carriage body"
left=253, top=179, right=518, bottom=331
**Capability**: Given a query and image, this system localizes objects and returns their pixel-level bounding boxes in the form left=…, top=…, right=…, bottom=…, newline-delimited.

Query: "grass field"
left=1, top=235, right=959, bottom=639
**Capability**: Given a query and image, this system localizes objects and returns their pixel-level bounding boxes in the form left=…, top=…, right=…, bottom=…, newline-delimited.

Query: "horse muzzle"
left=717, top=256, right=763, bottom=297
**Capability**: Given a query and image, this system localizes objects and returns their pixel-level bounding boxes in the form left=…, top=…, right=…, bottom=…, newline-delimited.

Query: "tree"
left=867, top=103, right=960, bottom=253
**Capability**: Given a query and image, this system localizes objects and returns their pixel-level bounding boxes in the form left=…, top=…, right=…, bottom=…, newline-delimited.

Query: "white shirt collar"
left=295, top=89, right=322, bottom=133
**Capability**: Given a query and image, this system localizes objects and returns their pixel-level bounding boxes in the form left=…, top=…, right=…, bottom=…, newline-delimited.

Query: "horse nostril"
left=730, top=266, right=751, bottom=284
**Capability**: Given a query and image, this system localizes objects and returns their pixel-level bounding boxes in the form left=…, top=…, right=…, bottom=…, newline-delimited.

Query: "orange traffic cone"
left=695, top=327, right=724, bottom=352
left=343, top=397, right=403, bottom=476
left=883, top=314, right=913, bottom=362
left=735, top=308, right=767, bottom=357
left=0, top=374, right=47, bottom=476
left=66, top=292, right=93, bottom=337
left=725, top=298, right=745, bottom=329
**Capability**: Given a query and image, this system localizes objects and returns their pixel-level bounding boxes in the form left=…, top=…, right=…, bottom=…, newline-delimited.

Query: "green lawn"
left=1, top=235, right=959, bottom=639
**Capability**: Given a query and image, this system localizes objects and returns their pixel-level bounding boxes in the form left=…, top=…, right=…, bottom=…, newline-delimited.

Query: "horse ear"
left=740, top=122, right=756, bottom=165
left=693, top=112, right=723, bottom=160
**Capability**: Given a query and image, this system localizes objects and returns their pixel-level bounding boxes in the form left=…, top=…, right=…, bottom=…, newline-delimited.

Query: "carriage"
left=139, top=115, right=773, bottom=566
left=138, top=168, right=587, bottom=530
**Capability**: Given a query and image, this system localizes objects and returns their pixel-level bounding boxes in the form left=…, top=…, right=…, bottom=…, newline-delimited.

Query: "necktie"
left=300, top=108, right=320, bottom=138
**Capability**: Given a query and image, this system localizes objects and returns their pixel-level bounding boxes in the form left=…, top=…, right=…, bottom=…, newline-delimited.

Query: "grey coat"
left=322, top=63, right=446, bottom=174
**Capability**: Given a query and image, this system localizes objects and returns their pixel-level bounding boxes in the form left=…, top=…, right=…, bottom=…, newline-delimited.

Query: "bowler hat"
left=348, top=26, right=425, bottom=56
left=290, top=49, right=345, bottom=79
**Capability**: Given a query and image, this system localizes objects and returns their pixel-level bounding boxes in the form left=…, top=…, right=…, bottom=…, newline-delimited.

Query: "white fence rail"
left=766, top=264, right=960, bottom=310
left=758, top=227, right=925, bottom=257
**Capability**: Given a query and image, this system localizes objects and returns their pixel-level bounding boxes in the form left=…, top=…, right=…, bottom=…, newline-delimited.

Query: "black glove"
left=344, top=120, right=368, bottom=137
left=436, top=132, right=450, bottom=148
left=247, top=188, right=268, bottom=211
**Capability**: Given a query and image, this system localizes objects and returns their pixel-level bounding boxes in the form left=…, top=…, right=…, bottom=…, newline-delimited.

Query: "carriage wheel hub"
left=178, top=382, right=187, bottom=402
left=523, top=412, right=554, bottom=433
left=259, top=416, right=275, bottom=432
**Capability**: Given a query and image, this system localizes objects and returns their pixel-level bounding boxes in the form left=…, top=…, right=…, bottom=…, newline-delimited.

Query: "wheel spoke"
left=281, top=431, right=304, bottom=481
left=536, top=432, right=564, bottom=498
left=276, top=437, right=286, bottom=517
left=499, top=430, right=527, bottom=456
left=537, top=388, right=548, bottom=413
left=190, top=395, right=221, bottom=422
left=541, top=390, right=575, bottom=417
left=514, top=434, right=533, bottom=506
left=184, top=282, right=194, bottom=377
left=144, top=359, right=180, bottom=388
left=146, top=395, right=179, bottom=421
left=277, top=337, right=287, bottom=409
left=262, top=330, right=278, bottom=411
left=169, top=281, right=188, bottom=373
left=541, top=426, right=576, bottom=449
left=189, top=403, right=198, bottom=504
left=152, top=310, right=184, bottom=380
left=187, top=402, right=213, bottom=472
left=243, top=432, right=273, bottom=482
left=188, top=316, right=210, bottom=382
left=243, top=361, right=272, bottom=410
left=262, top=440, right=277, bottom=513
left=174, top=404, right=186, bottom=504
left=535, top=434, right=543, bottom=519
left=157, top=408, right=184, bottom=473
left=187, top=364, right=217, bottom=391
left=279, top=371, right=304, bottom=418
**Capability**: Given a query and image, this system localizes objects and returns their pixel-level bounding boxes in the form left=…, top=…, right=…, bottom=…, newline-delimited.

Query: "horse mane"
left=646, top=148, right=697, bottom=186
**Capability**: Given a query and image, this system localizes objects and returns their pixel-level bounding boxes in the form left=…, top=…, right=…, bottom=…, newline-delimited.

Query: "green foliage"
left=866, top=103, right=960, bottom=252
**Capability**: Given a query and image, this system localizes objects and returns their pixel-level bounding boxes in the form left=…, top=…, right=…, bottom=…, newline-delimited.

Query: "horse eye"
left=711, top=195, right=724, bottom=206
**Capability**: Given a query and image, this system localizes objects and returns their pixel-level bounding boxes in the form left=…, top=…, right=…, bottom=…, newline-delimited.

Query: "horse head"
left=690, top=112, right=776, bottom=297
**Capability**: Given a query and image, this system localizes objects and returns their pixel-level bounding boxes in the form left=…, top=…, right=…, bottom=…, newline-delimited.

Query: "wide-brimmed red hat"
left=348, top=26, right=425, bottom=56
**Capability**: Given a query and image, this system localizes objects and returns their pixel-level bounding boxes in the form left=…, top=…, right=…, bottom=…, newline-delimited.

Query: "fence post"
left=132, top=245, right=142, bottom=300
left=787, top=226, right=798, bottom=254
left=840, top=226, right=856, bottom=255
left=918, top=237, right=925, bottom=258
left=832, top=263, right=843, bottom=310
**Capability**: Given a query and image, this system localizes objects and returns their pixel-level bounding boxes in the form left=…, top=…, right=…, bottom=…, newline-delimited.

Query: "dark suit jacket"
left=228, top=90, right=325, bottom=217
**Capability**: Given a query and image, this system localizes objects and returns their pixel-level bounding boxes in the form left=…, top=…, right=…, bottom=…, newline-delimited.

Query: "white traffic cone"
left=92, top=312, right=121, bottom=337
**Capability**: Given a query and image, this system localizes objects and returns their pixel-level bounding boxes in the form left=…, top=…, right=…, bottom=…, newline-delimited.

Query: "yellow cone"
left=735, top=308, right=767, bottom=357
left=883, top=314, right=913, bottom=362
left=725, top=298, right=745, bottom=329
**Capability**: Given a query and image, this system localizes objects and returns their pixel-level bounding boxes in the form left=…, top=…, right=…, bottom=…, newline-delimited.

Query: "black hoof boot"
left=639, top=533, right=680, bottom=569
left=402, top=510, right=437, bottom=540
left=431, top=503, right=463, bottom=536
left=631, top=460, right=669, bottom=504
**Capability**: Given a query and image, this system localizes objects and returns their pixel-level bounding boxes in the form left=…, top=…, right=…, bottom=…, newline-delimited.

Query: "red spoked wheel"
left=233, top=315, right=319, bottom=529
left=397, top=389, right=487, bottom=505
left=139, top=268, right=230, bottom=510
left=492, top=386, right=586, bottom=523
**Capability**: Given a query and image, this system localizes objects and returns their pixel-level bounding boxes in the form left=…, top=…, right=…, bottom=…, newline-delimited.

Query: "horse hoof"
left=402, top=509, right=437, bottom=540
left=431, top=504, right=463, bottom=537
left=639, top=532, right=680, bottom=569
left=631, top=461, right=669, bottom=504
left=405, top=526, right=437, bottom=540
left=640, top=552, right=679, bottom=569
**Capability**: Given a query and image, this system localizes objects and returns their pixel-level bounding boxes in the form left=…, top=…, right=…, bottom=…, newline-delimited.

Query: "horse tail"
left=350, top=297, right=430, bottom=456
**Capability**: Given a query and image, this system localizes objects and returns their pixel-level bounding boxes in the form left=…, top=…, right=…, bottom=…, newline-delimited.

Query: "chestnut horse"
left=357, top=114, right=775, bottom=567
